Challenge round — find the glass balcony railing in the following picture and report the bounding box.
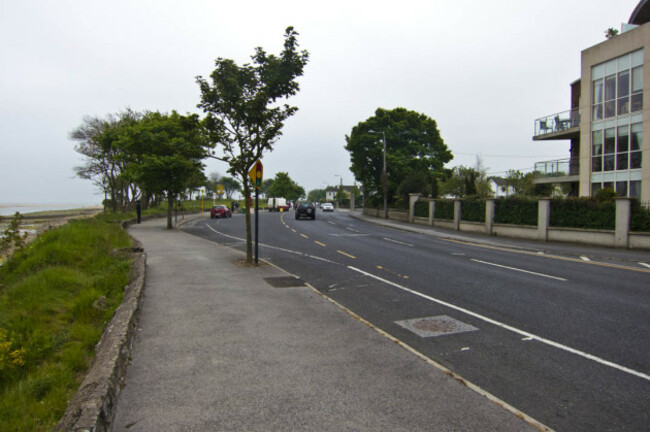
[534,109,580,137]
[534,158,579,178]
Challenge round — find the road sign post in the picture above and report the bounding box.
[248,161,263,264]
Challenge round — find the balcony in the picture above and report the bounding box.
[533,109,580,140]
[534,158,580,184]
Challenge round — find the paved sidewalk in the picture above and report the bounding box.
[112,217,544,431]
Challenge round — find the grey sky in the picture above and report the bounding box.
[0,0,640,204]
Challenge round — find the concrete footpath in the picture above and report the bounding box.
[111,216,545,431]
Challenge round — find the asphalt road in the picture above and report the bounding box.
[183,209,650,432]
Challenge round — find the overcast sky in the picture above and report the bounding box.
[0,0,641,204]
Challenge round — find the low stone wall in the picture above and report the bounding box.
[363,205,650,250]
[548,227,614,248]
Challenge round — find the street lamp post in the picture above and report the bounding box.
[368,130,388,219]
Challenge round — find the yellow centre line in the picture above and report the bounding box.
[301,234,309,239]
[314,241,326,247]
[337,250,356,259]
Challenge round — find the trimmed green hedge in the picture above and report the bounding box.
[414,201,429,218]
[494,197,538,226]
[434,200,454,220]
[550,198,615,230]
[461,199,485,222]
[630,200,650,232]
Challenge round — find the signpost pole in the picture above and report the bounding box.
[255,189,259,265]
[248,160,263,266]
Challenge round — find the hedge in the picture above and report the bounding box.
[630,200,650,232]
[494,197,538,226]
[414,201,429,218]
[461,199,485,222]
[434,200,454,220]
[550,198,615,230]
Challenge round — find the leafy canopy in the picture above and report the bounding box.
[196,26,309,262]
[266,172,305,201]
[345,107,452,202]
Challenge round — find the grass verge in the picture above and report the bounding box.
[0,213,133,431]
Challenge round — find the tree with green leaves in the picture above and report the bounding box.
[345,107,452,207]
[266,172,304,201]
[196,26,309,263]
[220,176,241,199]
[117,111,211,229]
[440,165,493,198]
[71,109,143,212]
[308,188,326,203]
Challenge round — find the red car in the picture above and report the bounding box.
[210,205,232,219]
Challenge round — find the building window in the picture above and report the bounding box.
[591,122,643,198]
[592,50,643,120]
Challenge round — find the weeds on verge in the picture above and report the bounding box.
[0,214,132,431]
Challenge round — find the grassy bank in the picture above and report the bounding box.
[0,213,133,430]
[0,199,239,430]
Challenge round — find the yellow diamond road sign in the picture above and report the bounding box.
[248,160,263,189]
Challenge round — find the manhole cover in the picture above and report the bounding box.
[395,315,478,338]
[263,276,305,288]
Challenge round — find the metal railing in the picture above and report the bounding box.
[534,109,580,137]
[534,157,579,178]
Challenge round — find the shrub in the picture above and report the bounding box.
[630,200,650,232]
[434,200,454,220]
[550,197,615,229]
[461,199,485,222]
[414,201,429,218]
[494,197,538,225]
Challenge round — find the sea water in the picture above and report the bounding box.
[0,203,99,216]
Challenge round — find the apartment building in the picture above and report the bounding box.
[533,0,649,202]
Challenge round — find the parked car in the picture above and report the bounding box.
[295,202,316,220]
[210,205,232,219]
[321,202,334,212]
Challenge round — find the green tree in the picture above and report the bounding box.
[220,176,241,199]
[307,188,326,202]
[345,107,452,207]
[267,172,305,201]
[196,27,309,263]
[396,171,433,203]
[260,178,274,198]
[117,111,211,229]
[440,166,489,198]
[71,109,143,212]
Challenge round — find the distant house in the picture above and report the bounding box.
[324,185,357,202]
[488,178,515,197]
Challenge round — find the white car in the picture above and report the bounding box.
[321,202,334,212]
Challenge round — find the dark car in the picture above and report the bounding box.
[295,202,316,220]
[210,205,232,219]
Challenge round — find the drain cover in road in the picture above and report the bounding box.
[395,315,478,337]
[263,276,305,288]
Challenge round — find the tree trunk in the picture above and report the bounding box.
[242,177,253,263]
[166,194,174,229]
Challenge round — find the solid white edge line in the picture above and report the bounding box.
[347,265,650,383]
[470,259,568,281]
[299,280,553,432]
[382,237,414,247]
